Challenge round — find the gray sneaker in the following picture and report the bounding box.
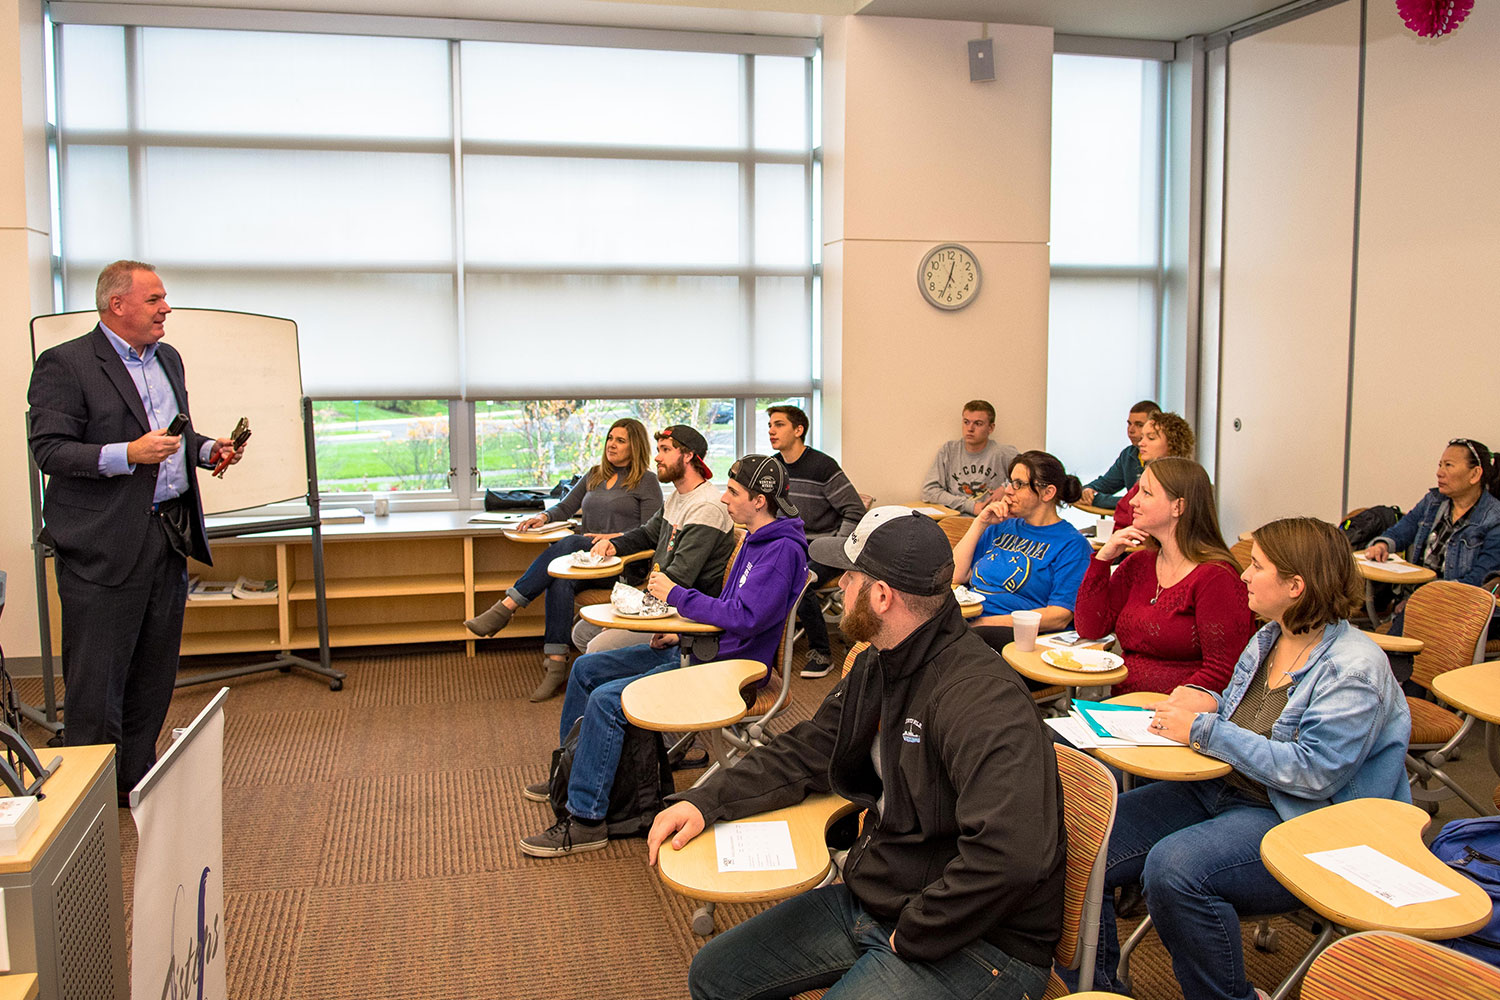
[519,815,609,858]
[522,779,551,803]
[800,650,834,678]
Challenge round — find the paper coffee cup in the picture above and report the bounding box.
[1012,609,1042,652]
[1097,517,1115,541]
[373,494,390,517]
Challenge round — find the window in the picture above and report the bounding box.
[51,18,818,501]
[1046,53,1166,483]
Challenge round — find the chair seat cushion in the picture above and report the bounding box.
[1407,696,1463,746]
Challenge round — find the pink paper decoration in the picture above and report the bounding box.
[1396,0,1476,36]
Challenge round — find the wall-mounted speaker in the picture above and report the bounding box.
[968,38,995,82]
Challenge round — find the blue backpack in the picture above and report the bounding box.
[1430,815,1500,965]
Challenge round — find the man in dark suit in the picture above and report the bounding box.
[27,260,245,800]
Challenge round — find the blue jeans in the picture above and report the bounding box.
[510,534,617,656]
[558,643,678,821]
[1078,778,1299,1000]
[689,883,1048,1000]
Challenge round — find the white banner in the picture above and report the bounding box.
[130,689,228,1000]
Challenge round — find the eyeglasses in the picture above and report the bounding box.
[1450,438,1486,467]
[1008,478,1035,493]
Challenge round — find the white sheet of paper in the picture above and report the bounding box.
[1036,631,1114,650]
[1078,706,1182,746]
[1355,555,1428,575]
[714,820,798,873]
[912,506,951,516]
[1304,844,1460,907]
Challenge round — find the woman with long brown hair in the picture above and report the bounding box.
[464,417,661,701]
[1076,456,1254,696]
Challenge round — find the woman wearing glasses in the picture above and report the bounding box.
[1363,437,1500,597]
[951,450,1092,652]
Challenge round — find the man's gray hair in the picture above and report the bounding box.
[95,260,156,313]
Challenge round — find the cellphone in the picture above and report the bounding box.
[166,414,189,435]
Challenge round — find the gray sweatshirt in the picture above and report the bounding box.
[920,439,1018,514]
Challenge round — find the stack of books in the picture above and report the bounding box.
[188,576,279,602]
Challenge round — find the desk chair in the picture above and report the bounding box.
[938,514,974,548]
[1230,537,1254,572]
[721,568,819,756]
[1300,929,1500,1000]
[1402,580,1497,815]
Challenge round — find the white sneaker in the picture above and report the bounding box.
[800,650,833,678]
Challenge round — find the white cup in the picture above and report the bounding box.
[1097,517,1115,542]
[1012,609,1042,652]
[372,494,390,517]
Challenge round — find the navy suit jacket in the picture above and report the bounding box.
[28,324,213,586]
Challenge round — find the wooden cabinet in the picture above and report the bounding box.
[45,511,554,657]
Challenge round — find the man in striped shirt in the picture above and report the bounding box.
[768,404,867,677]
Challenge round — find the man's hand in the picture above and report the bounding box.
[1080,487,1097,506]
[649,632,680,649]
[591,537,617,559]
[126,427,182,465]
[209,436,247,468]
[647,801,706,866]
[1363,541,1390,562]
[646,570,675,602]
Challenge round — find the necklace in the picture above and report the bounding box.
[1149,582,1164,605]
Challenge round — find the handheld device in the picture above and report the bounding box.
[166,413,189,435]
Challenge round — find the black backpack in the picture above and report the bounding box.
[548,717,673,838]
[1340,505,1401,549]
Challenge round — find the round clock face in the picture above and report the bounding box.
[919,244,981,310]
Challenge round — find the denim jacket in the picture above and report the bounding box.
[1188,619,1411,821]
[1373,488,1500,587]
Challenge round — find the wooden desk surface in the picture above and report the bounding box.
[1003,640,1126,688]
[503,524,576,544]
[913,504,960,519]
[0,744,113,874]
[1074,502,1114,518]
[1355,556,1436,586]
[623,659,766,731]
[1089,692,1232,781]
[657,793,860,903]
[1260,798,1491,938]
[579,603,722,635]
[0,974,39,1000]
[547,553,623,580]
[1432,662,1500,724]
[1361,630,1424,655]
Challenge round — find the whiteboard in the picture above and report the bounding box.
[30,308,309,515]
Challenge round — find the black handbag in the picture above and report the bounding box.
[482,488,548,511]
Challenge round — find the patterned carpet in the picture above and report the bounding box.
[10,638,1485,999]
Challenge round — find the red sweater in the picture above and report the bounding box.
[1112,484,1138,532]
[1074,549,1255,696]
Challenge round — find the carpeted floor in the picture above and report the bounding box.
[11,637,1492,999]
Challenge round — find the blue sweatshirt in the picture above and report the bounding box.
[668,515,810,668]
[969,517,1092,618]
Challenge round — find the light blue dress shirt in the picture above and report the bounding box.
[96,322,211,502]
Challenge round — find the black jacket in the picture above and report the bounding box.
[673,601,1067,966]
[28,325,213,585]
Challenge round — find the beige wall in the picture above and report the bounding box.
[1,0,51,658]
[1213,1,1361,539]
[822,16,1053,507]
[1346,4,1500,507]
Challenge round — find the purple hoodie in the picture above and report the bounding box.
[667,515,810,668]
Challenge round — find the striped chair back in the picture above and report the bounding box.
[1404,580,1495,691]
[1300,929,1500,1000]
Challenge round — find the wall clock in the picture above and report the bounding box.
[918,243,981,310]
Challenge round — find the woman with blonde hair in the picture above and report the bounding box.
[1077,457,1254,696]
[465,417,662,701]
[1112,410,1195,532]
[1076,517,1411,1000]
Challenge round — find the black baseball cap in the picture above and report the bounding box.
[729,454,799,517]
[808,506,954,596]
[659,424,712,478]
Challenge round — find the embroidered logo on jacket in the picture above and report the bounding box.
[738,559,754,588]
[902,718,923,743]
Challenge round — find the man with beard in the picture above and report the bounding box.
[570,424,737,654]
[647,506,1067,1000]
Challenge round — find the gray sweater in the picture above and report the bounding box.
[547,464,664,534]
[920,439,1018,514]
